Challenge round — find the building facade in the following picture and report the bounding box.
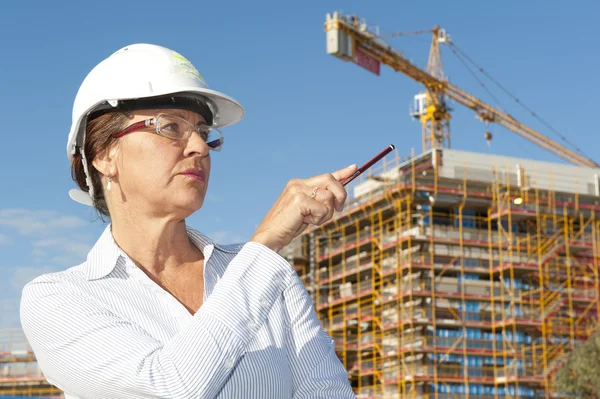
[284,148,600,399]
[0,328,61,396]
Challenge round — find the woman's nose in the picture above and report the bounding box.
[183,130,210,158]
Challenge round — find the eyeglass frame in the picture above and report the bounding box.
[111,113,224,151]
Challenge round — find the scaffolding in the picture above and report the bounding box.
[0,328,62,397]
[287,148,600,399]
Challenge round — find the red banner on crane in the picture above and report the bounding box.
[354,48,380,76]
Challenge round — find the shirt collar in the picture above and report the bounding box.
[84,223,240,281]
[84,224,121,281]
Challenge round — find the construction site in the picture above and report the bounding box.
[282,11,600,399]
[1,9,598,399]
[0,329,60,397]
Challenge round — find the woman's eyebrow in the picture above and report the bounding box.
[170,110,188,119]
[170,110,207,126]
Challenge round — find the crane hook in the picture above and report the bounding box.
[485,131,493,147]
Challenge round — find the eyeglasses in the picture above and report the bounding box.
[112,113,224,151]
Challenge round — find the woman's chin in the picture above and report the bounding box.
[171,192,205,213]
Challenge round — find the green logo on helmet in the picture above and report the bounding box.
[173,52,206,85]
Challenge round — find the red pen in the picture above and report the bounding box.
[340,144,395,186]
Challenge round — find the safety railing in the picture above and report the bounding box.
[318,228,374,261]
[0,328,34,362]
[319,255,374,283]
[317,279,375,309]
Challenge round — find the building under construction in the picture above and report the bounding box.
[285,147,600,398]
[282,12,600,398]
[0,328,61,396]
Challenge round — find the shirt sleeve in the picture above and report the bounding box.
[282,272,356,398]
[20,242,295,399]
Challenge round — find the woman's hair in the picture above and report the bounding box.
[70,112,129,218]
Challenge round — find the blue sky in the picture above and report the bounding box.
[1,0,598,328]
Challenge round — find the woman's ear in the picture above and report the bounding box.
[92,144,120,178]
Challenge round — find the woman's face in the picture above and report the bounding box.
[112,108,211,218]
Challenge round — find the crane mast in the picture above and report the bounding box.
[418,26,451,152]
[324,11,599,168]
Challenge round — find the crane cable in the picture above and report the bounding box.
[380,29,433,38]
[446,45,508,115]
[447,42,593,162]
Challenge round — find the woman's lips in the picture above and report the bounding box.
[181,169,205,182]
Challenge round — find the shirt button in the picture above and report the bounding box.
[225,357,234,369]
[248,321,256,330]
[260,298,269,308]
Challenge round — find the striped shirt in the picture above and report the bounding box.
[20,224,355,398]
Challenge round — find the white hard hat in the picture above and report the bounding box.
[66,43,244,207]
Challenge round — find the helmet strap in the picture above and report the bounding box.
[79,115,95,203]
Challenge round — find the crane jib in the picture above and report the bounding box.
[324,11,599,169]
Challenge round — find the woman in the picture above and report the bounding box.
[20,43,357,398]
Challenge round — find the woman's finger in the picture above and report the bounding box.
[330,164,358,182]
[304,178,344,212]
[305,166,356,211]
[301,197,330,226]
[310,188,336,224]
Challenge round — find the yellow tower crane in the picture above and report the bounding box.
[324,11,599,168]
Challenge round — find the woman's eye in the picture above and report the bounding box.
[197,128,210,141]
[162,123,180,132]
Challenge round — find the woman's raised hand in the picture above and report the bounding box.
[250,164,358,253]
